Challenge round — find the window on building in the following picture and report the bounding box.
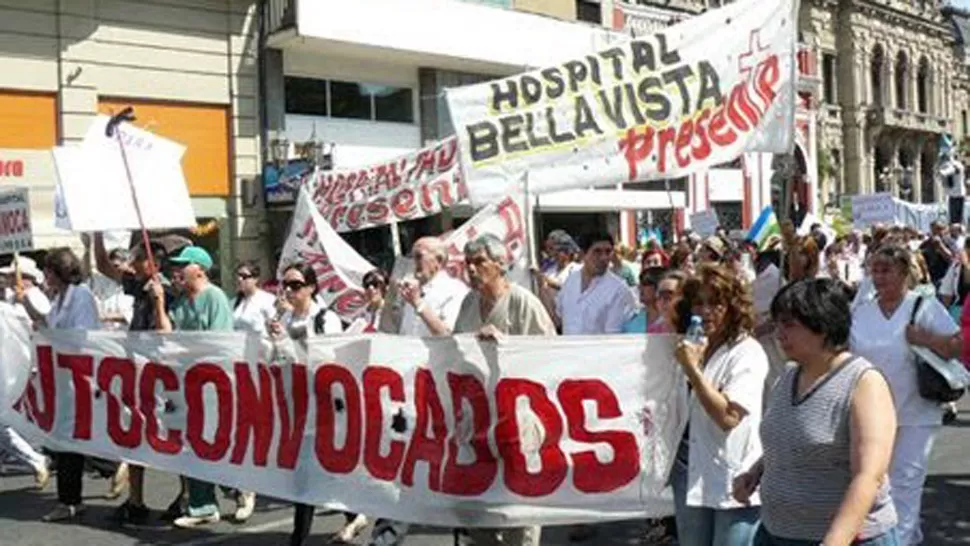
[822,53,837,105]
[372,85,414,123]
[916,57,930,114]
[576,0,600,24]
[330,81,372,120]
[285,77,415,124]
[712,202,743,231]
[871,44,884,106]
[895,52,908,110]
[284,77,328,116]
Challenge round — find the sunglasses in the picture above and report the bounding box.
[237,272,254,279]
[364,281,384,290]
[282,279,308,291]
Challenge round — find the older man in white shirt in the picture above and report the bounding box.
[396,236,469,336]
[554,232,636,335]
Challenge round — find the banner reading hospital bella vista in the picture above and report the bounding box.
[0,309,687,526]
[445,0,797,206]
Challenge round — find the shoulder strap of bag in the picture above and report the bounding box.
[909,295,924,326]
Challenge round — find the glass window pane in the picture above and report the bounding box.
[330,81,372,120]
[374,87,414,123]
[284,77,327,116]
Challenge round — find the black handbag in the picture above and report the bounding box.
[909,297,967,403]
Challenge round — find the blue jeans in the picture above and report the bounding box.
[753,524,899,546]
[670,439,759,546]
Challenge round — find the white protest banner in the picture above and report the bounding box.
[443,194,530,287]
[0,187,33,254]
[445,0,797,206]
[279,186,374,320]
[52,115,196,231]
[4,325,685,525]
[0,306,32,425]
[689,209,719,237]
[851,193,895,229]
[892,199,944,233]
[312,137,467,232]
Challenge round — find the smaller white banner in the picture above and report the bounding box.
[851,193,896,229]
[689,209,719,237]
[0,187,33,254]
[278,186,375,320]
[52,115,196,232]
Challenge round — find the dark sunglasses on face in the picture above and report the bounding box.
[364,281,383,290]
[237,272,254,279]
[282,279,308,291]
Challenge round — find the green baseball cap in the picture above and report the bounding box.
[169,246,214,271]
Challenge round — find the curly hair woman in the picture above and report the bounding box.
[670,263,770,546]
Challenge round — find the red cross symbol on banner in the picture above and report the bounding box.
[737,28,768,79]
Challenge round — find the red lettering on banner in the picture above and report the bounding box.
[185,363,234,462]
[401,369,447,492]
[391,188,417,219]
[441,373,498,496]
[362,367,407,481]
[495,378,568,498]
[345,203,366,231]
[26,346,56,432]
[558,380,640,493]
[617,54,781,181]
[59,353,94,440]
[409,149,436,182]
[314,364,362,474]
[139,362,182,455]
[365,197,390,226]
[97,357,142,449]
[436,138,458,172]
[272,364,309,469]
[232,363,274,467]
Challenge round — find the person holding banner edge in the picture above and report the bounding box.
[23,248,103,522]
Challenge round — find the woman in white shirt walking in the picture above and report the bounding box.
[21,248,102,522]
[232,261,276,336]
[671,263,769,546]
[849,244,961,546]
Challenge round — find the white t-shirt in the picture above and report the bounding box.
[47,284,101,330]
[850,292,959,426]
[232,289,276,335]
[556,269,636,335]
[398,272,469,337]
[686,335,768,509]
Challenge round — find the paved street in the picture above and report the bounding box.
[2,405,969,546]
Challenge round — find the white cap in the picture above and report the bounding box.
[0,256,45,285]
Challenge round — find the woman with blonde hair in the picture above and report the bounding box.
[787,235,820,282]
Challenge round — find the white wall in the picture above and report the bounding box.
[294,0,621,71]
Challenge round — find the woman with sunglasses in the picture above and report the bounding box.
[271,264,365,545]
[348,269,389,334]
[232,260,276,337]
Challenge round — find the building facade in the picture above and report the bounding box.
[0,0,261,288]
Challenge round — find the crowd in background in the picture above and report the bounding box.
[0,215,966,546]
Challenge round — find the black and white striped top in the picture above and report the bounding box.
[760,356,896,541]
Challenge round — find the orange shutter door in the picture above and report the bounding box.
[0,91,57,149]
[98,100,230,197]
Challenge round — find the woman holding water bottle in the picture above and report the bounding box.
[670,263,770,546]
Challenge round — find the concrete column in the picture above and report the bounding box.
[887,56,897,111]
[913,150,923,203]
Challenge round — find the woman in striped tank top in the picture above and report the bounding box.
[733,278,899,546]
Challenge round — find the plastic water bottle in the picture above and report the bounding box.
[686,315,706,345]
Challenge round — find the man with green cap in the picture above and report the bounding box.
[165,245,239,528]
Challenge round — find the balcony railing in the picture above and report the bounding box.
[867,106,951,134]
[264,0,296,36]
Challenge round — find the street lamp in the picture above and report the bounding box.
[269,138,289,166]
